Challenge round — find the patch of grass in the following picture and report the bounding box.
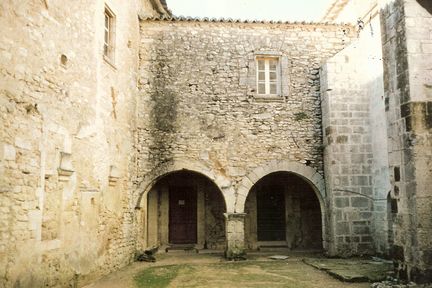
[134,261,305,288]
[179,261,294,287]
[134,265,188,288]
[133,260,372,288]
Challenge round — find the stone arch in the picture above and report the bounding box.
[236,159,327,250]
[135,159,236,213]
[236,160,326,213]
[417,0,432,14]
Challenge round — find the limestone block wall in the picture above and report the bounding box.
[403,2,432,280]
[368,21,393,255]
[0,1,162,287]
[224,213,246,259]
[320,12,390,256]
[136,18,354,251]
[380,0,432,282]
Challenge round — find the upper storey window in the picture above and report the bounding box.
[256,57,280,96]
[104,5,116,63]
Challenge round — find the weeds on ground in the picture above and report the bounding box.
[134,265,190,288]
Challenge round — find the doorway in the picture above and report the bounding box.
[169,186,197,244]
[146,170,226,249]
[257,185,286,241]
[244,172,323,250]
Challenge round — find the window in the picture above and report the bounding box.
[256,57,279,95]
[104,5,115,62]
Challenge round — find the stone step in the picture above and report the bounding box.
[258,246,290,252]
[165,245,199,253]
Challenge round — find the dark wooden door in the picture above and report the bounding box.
[257,185,286,241]
[169,186,197,244]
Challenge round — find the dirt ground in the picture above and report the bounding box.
[83,252,373,288]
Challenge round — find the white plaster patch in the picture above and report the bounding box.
[14,137,31,150]
[1,143,16,160]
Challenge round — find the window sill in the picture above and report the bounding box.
[103,55,117,70]
[253,95,285,102]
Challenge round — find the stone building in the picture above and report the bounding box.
[135,16,353,257]
[321,0,432,282]
[0,0,431,287]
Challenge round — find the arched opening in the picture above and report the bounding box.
[417,0,432,14]
[244,172,323,250]
[146,170,226,250]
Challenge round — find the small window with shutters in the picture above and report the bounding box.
[104,5,116,63]
[256,57,280,96]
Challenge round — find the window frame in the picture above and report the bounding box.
[256,56,281,96]
[103,5,116,64]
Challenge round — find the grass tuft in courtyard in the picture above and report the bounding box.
[134,260,370,288]
[135,264,188,288]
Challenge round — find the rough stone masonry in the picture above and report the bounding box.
[0,0,431,287]
[134,17,355,257]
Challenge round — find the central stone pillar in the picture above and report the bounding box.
[224,213,246,259]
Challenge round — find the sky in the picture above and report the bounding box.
[166,0,333,22]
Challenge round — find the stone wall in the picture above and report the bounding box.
[380,0,432,282]
[0,1,163,286]
[136,18,354,252]
[320,9,390,256]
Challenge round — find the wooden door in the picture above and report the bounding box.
[169,186,197,244]
[257,185,286,241]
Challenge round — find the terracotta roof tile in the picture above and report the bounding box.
[141,15,351,27]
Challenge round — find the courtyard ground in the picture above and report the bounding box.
[84,251,394,288]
